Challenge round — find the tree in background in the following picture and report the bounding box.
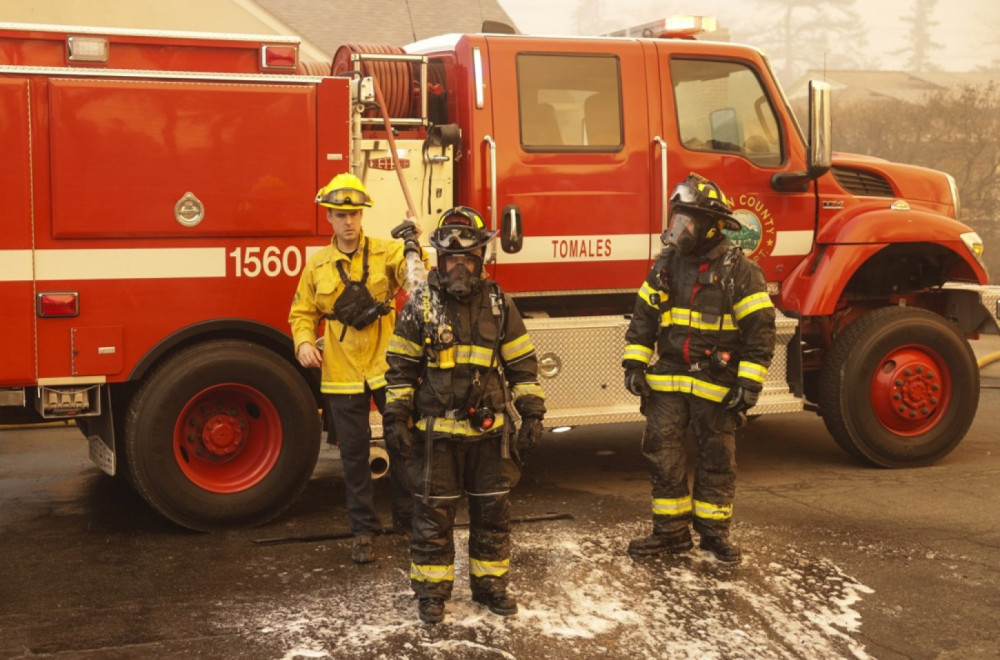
[834,83,1000,274]
[743,0,871,86]
[892,0,943,71]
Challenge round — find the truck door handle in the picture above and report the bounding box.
[653,136,668,235]
[483,135,497,264]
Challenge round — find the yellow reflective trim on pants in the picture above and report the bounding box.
[652,496,693,516]
[470,557,509,578]
[410,563,455,583]
[694,499,732,520]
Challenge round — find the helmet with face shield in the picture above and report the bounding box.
[430,206,498,298]
[661,173,740,255]
[315,172,373,210]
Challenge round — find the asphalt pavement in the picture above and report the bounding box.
[2,340,1000,659]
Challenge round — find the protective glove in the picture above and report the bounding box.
[382,406,415,459]
[724,385,759,414]
[516,417,544,458]
[624,368,651,398]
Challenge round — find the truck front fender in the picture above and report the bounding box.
[779,209,987,316]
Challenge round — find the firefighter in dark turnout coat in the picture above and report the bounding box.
[383,206,546,624]
[623,173,776,563]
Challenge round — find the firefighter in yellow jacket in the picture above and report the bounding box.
[289,172,424,564]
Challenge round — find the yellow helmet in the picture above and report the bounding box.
[315,173,373,210]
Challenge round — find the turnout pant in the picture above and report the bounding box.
[406,433,520,600]
[325,387,413,536]
[641,392,738,538]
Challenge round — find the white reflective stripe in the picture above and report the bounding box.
[0,250,32,282]
[32,248,226,280]
[493,230,814,264]
[771,230,814,256]
[495,234,649,264]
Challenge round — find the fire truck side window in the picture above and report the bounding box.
[670,59,783,168]
[516,54,622,152]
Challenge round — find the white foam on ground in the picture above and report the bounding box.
[228,521,873,659]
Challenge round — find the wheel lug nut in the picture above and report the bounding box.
[930,397,938,404]
[921,407,930,414]
[916,366,923,373]
[893,393,901,400]
[895,379,904,387]
[904,368,912,376]
[909,411,917,418]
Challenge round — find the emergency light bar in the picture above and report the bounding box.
[605,15,718,39]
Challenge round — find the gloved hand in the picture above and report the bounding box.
[624,368,651,398]
[383,420,414,459]
[382,406,414,459]
[516,417,544,458]
[724,385,759,414]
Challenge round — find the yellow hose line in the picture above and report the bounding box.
[977,351,1000,369]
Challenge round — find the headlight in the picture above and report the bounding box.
[946,173,961,220]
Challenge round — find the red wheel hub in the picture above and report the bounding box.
[174,383,282,493]
[871,346,950,437]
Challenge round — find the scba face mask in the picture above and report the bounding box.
[663,210,702,255]
[441,254,483,299]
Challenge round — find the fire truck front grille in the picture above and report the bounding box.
[832,167,895,197]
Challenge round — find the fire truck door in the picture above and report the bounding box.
[0,77,37,386]
[657,51,816,282]
[483,37,654,293]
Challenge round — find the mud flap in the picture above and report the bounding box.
[85,386,116,476]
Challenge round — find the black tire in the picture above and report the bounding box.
[124,340,320,530]
[818,306,978,467]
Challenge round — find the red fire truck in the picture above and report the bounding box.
[2,19,997,530]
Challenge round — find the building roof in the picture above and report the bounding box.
[0,0,516,62]
[787,69,1000,104]
[254,0,516,60]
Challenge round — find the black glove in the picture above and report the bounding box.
[516,417,544,458]
[382,405,414,459]
[383,421,414,459]
[624,367,651,398]
[724,385,759,414]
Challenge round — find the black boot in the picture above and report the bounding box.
[627,528,693,556]
[350,535,375,564]
[473,591,518,616]
[418,597,446,624]
[699,534,742,563]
